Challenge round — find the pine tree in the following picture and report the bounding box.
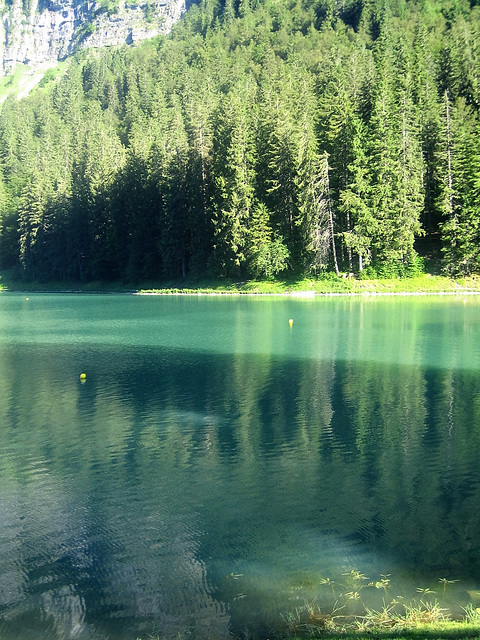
[339,115,374,272]
[440,95,480,273]
[319,42,372,272]
[183,76,217,276]
[367,31,424,272]
[18,168,50,280]
[391,37,425,266]
[211,82,257,277]
[161,96,191,279]
[412,21,443,237]
[295,83,335,273]
[246,202,289,278]
[259,71,301,269]
[367,51,399,266]
[69,103,126,281]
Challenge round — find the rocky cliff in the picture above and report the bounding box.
[0,0,185,74]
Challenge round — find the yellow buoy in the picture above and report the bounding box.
[289,318,293,326]
[80,373,87,380]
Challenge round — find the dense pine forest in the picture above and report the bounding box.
[1,0,480,283]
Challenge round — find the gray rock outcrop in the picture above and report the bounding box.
[0,0,185,74]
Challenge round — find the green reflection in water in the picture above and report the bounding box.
[0,293,478,639]
[1,293,479,367]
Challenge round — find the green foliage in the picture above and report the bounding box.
[1,0,480,281]
[247,202,290,277]
[463,603,480,624]
[96,0,121,12]
[74,21,96,46]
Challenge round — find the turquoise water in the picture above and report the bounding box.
[0,293,479,639]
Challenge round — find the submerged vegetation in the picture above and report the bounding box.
[273,570,480,638]
[2,0,480,284]
[224,570,480,640]
[137,569,480,639]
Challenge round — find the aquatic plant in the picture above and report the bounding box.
[462,603,480,624]
[319,576,337,598]
[403,599,449,625]
[277,570,480,638]
[439,577,460,593]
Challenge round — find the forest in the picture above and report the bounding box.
[1,0,480,283]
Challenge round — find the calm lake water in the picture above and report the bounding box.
[0,292,480,639]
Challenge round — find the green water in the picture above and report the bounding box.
[0,293,479,639]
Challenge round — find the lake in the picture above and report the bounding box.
[0,292,479,639]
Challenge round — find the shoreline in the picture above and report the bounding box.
[2,286,480,297]
[3,287,480,296]
[2,273,480,297]
[134,288,480,296]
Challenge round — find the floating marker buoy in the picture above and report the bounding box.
[80,373,87,380]
[289,318,294,326]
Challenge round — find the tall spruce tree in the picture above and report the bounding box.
[211,81,257,277]
[339,114,374,272]
[367,28,424,271]
[440,96,480,273]
[295,78,334,273]
[161,96,191,279]
[183,75,216,276]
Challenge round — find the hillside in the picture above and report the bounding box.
[0,0,480,284]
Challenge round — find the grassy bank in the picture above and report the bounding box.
[274,604,480,640]
[139,619,480,640]
[2,272,480,295]
[285,621,480,640]
[137,274,480,295]
[306,625,480,640]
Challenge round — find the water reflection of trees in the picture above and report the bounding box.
[0,323,479,636]
[99,344,480,582]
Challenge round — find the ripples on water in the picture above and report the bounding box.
[0,294,479,639]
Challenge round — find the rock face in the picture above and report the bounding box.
[0,0,185,74]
